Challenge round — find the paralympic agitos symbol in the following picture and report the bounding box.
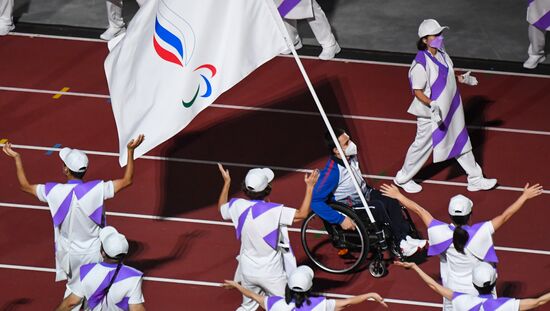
[152,2,216,108]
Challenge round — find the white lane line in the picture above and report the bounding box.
[8,31,550,79]
[2,143,549,195]
[0,263,442,308]
[1,86,549,136]
[2,202,550,256]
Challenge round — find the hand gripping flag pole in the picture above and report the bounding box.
[264,0,375,224]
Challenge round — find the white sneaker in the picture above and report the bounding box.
[394,178,422,193]
[400,239,419,257]
[281,40,303,55]
[467,177,497,192]
[318,42,341,60]
[406,236,427,249]
[100,26,126,41]
[0,24,15,36]
[523,55,546,69]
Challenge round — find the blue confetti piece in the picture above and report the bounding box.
[46,143,62,156]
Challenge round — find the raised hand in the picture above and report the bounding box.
[380,184,401,199]
[218,163,231,184]
[305,169,320,188]
[368,293,388,308]
[222,280,238,289]
[521,183,543,200]
[393,261,415,269]
[127,134,145,150]
[2,142,20,158]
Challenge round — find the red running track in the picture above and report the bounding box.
[0,34,549,310]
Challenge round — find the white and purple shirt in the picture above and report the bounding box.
[36,180,114,281]
[527,0,550,31]
[408,49,472,163]
[265,296,336,311]
[276,0,313,19]
[221,199,297,277]
[73,262,144,311]
[452,292,519,311]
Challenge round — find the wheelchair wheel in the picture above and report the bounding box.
[301,203,369,274]
[368,260,387,278]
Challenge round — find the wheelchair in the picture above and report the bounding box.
[300,201,420,277]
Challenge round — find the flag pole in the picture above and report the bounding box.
[265,0,375,224]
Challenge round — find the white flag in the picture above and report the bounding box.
[105,0,289,165]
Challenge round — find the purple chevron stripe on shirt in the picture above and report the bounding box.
[228,198,240,209]
[424,51,449,101]
[528,0,535,5]
[446,126,469,160]
[533,10,550,30]
[89,205,104,226]
[432,91,461,147]
[87,264,142,309]
[428,238,453,256]
[414,51,427,69]
[483,297,514,310]
[235,207,251,240]
[483,246,498,263]
[45,183,58,196]
[80,263,95,281]
[263,228,279,250]
[464,222,484,244]
[116,297,130,310]
[52,191,74,226]
[73,180,102,199]
[251,201,281,219]
[298,296,325,310]
[267,296,283,310]
[278,0,301,17]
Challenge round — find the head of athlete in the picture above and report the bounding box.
[325,128,357,160]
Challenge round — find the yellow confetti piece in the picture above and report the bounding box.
[0,139,7,144]
[52,87,70,99]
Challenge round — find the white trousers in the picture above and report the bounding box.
[395,117,483,184]
[283,0,336,48]
[528,24,546,56]
[234,265,287,311]
[0,0,13,29]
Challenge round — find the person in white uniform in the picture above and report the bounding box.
[101,0,146,41]
[393,19,497,194]
[223,265,387,310]
[217,164,319,311]
[0,0,14,35]
[2,135,144,309]
[56,226,146,311]
[524,0,550,69]
[381,182,543,310]
[279,0,340,60]
[395,261,550,311]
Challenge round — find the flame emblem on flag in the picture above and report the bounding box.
[153,0,216,108]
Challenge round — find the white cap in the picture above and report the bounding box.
[244,168,274,192]
[59,147,88,173]
[472,262,497,287]
[288,265,314,292]
[418,19,449,38]
[100,226,129,258]
[448,194,473,216]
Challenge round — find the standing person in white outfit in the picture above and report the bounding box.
[381,182,543,311]
[101,0,146,41]
[277,0,340,60]
[393,19,497,194]
[2,135,144,310]
[524,0,550,69]
[0,0,14,35]
[223,265,387,310]
[56,226,146,311]
[217,164,319,311]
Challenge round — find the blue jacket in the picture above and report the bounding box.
[311,157,345,224]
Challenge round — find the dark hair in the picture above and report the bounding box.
[68,168,86,180]
[101,249,126,297]
[241,181,272,200]
[285,286,316,308]
[417,37,428,50]
[474,282,496,295]
[451,214,471,254]
[324,128,347,154]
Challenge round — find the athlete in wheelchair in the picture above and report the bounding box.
[301,128,426,276]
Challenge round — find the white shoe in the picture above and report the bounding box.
[100,26,126,41]
[281,40,303,55]
[394,178,422,193]
[467,177,497,192]
[319,42,341,60]
[406,236,427,249]
[523,55,546,69]
[400,239,419,257]
[0,24,15,36]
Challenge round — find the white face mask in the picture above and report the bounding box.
[344,141,357,156]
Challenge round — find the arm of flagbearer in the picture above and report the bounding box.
[2,142,38,197]
[222,280,266,310]
[217,163,231,211]
[380,184,434,227]
[334,292,388,310]
[293,169,320,222]
[394,261,454,300]
[491,183,543,231]
[113,134,145,194]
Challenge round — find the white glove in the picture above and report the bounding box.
[460,71,478,86]
[430,102,442,125]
